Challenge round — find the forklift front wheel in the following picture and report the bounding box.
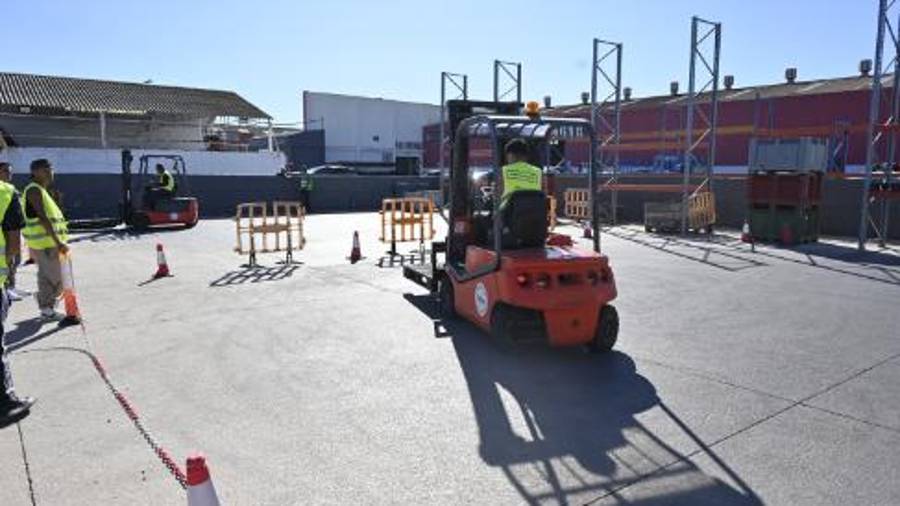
[589,304,619,354]
[439,278,456,319]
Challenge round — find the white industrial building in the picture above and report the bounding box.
[302,91,440,174]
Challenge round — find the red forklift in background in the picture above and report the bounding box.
[404,100,619,351]
[122,150,199,230]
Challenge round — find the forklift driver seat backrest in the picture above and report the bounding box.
[501,190,548,249]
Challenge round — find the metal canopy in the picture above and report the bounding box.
[462,116,591,140]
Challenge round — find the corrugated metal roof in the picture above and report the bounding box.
[0,72,270,119]
[548,73,890,116]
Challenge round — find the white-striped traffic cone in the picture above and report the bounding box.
[740,220,752,243]
[186,454,220,506]
[154,243,171,278]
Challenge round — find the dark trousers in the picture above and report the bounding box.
[300,189,312,213]
[0,290,13,404]
[144,187,173,210]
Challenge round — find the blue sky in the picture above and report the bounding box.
[3,1,876,123]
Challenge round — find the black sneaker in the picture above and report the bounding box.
[0,396,35,425]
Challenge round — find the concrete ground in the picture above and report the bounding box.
[0,213,898,505]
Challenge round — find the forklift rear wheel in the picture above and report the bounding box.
[491,304,514,345]
[439,279,456,319]
[132,213,150,231]
[589,304,619,353]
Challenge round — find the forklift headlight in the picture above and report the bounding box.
[534,273,551,289]
[516,273,531,287]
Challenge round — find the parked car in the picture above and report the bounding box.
[421,168,443,177]
[307,164,357,175]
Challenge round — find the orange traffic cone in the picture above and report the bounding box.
[740,220,752,243]
[186,454,221,506]
[59,254,82,327]
[583,222,593,239]
[154,243,171,278]
[349,231,361,264]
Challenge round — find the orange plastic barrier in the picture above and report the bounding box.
[380,197,435,248]
[235,201,305,266]
[564,188,591,221]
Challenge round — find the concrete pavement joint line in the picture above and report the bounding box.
[631,354,798,405]
[587,351,900,503]
[15,345,188,490]
[634,353,900,434]
[797,351,900,405]
[586,400,802,505]
[16,422,37,506]
[796,403,900,434]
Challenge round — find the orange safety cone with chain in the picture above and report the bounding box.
[59,253,83,328]
[582,221,593,239]
[186,454,221,506]
[740,220,752,243]
[349,231,361,264]
[154,243,171,278]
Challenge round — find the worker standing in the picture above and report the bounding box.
[499,139,542,208]
[0,163,25,301]
[23,159,68,321]
[0,173,34,424]
[299,170,314,213]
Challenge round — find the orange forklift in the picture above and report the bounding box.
[122,150,199,230]
[404,100,619,351]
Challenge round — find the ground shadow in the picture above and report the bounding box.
[209,264,300,287]
[659,229,900,286]
[376,251,430,269]
[605,228,767,272]
[404,293,761,505]
[69,226,187,244]
[3,317,65,352]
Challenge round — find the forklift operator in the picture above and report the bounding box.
[144,163,176,210]
[499,139,542,208]
[473,139,544,247]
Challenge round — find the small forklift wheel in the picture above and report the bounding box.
[589,304,619,353]
[490,304,514,345]
[439,278,456,319]
[132,213,150,231]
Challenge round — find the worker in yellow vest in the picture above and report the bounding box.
[499,139,542,208]
[0,173,35,423]
[0,162,27,301]
[23,159,68,321]
[157,163,176,194]
[145,163,176,210]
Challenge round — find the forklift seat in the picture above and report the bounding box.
[500,190,548,249]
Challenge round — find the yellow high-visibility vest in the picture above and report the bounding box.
[160,170,175,192]
[22,182,68,250]
[0,182,14,285]
[500,161,542,207]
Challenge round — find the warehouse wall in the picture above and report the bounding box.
[8,174,441,221]
[0,146,286,176]
[303,91,439,165]
[4,168,893,240]
[551,175,900,239]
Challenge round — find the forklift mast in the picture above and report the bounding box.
[121,149,133,225]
